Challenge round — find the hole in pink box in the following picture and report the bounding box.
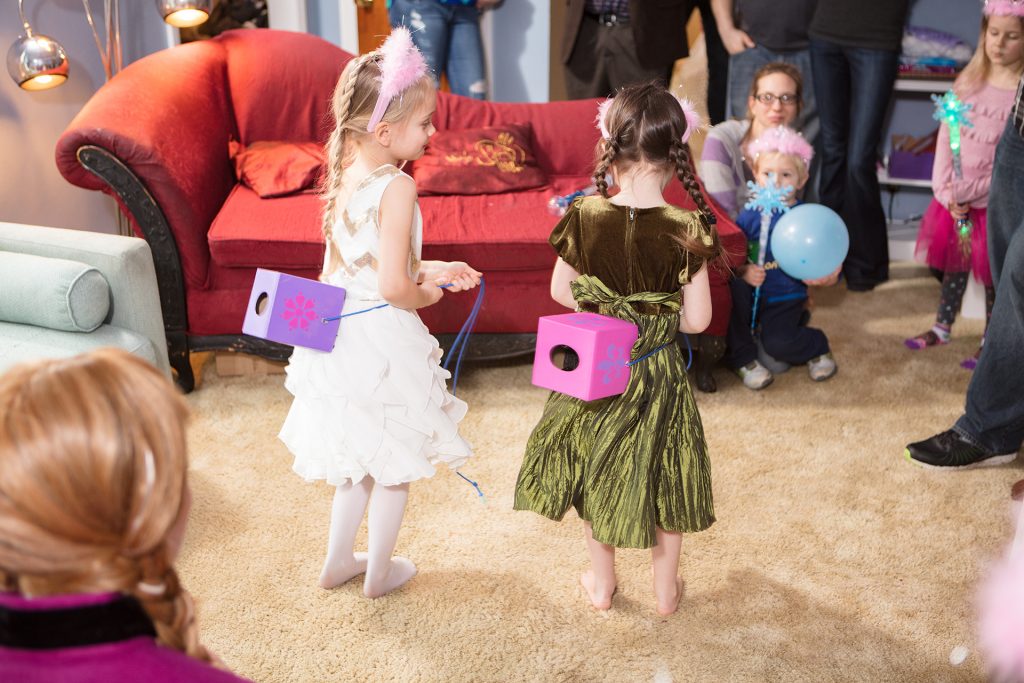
[550,344,580,372]
[255,292,269,315]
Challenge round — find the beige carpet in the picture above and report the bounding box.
[178,262,1021,683]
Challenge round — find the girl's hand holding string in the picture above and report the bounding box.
[434,262,483,292]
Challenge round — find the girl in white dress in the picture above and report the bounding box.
[279,28,482,599]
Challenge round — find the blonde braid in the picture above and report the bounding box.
[320,55,369,279]
[133,550,217,666]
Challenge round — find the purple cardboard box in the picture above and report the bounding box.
[242,269,347,352]
[888,149,936,181]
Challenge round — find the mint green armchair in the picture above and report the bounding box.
[0,222,170,378]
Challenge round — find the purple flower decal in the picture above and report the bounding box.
[282,293,317,331]
[597,343,628,384]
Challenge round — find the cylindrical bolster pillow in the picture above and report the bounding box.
[0,252,111,332]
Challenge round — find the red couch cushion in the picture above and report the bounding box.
[209,185,324,269]
[414,123,548,195]
[229,140,325,198]
[209,176,597,272]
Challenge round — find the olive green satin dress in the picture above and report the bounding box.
[513,196,715,549]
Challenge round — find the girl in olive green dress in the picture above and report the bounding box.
[514,83,723,616]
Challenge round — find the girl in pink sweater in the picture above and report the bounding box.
[906,3,1024,368]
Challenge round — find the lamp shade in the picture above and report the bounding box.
[156,0,212,28]
[6,33,68,91]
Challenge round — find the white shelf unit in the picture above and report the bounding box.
[881,75,956,263]
[893,75,956,93]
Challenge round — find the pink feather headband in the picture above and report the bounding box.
[747,126,814,167]
[366,27,429,133]
[595,95,704,144]
[984,0,1024,16]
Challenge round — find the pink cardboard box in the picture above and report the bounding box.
[531,312,639,401]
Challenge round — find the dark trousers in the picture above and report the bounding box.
[955,120,1024,454]
[726,278,829,369]
[564,15,671,99]
[693,0,729,125]
[809,38,898,288]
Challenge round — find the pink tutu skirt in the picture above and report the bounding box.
[915,199,992,286]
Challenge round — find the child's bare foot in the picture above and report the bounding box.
[363,556,417,598]
[654,577,684,616]
[580,570,616,610]
[319,552,368,589]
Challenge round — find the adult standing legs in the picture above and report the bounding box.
[694,0,729,124]
[842,45,899,289]
[954,123,1024,456]
[389,0,450,89]
[907,119,1024,467]
[809,38,851,221]
[446,5,487,99]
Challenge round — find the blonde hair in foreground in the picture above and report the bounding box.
[0,349,214,664]
[320,53,435,278]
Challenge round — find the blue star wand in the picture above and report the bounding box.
[744,174,792,333]
[932,90,974,259]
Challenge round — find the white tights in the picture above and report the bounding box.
[320,477,417,598]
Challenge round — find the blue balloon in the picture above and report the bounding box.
[770,204,850,281]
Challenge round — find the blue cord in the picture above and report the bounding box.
[442,278,485,395]
[321,283,456,323]
[624,331,693,371]
[318,278,487,503]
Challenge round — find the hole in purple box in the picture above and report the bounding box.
[255,292,269,315]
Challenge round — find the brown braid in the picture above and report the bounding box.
[593,139,618,198]
[668,138,729,270]
[133,549,217,665]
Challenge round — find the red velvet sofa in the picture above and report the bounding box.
[56,29,744,391]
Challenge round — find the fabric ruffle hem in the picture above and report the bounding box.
[279,303,472,487]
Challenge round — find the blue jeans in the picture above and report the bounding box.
[954,120,1024,454]
[726,45,818,145]
[389,0,487,99]
[810,38,898,288]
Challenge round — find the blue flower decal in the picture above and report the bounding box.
[596,343,628,384]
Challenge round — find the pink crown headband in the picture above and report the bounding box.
[595,95,704,144]
[984,0,1024,16]
[747,126,814,167]
[366,27,429,133]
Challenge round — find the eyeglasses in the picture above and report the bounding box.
[754,92,799,106]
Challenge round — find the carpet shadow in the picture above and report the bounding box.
[654,567,978,682]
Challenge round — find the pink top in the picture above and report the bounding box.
[932,81,1017,209]
[0,592,252,683]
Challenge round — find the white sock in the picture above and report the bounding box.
[319,478,373,589]
[363,482,417,598]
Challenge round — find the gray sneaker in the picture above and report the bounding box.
[756,339,791,374]
[737,360,773,390]
[808,352,837,381]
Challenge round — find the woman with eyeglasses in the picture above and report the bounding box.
[693,62,803,393]
[699,62,804,221]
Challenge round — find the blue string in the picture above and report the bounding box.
[318,278,487,503]
[456,471,487,505]
[624,332,693,371]
[321,284,456,323]
[441,278,485,395]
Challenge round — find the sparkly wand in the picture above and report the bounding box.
[932,90,974,259]
[744,173,792,333]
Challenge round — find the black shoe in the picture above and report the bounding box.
[905,429,1017,469]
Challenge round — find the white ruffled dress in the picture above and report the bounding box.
[279,164,472,486]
